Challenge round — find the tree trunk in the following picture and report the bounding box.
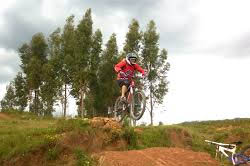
[34,89,37,114]
[29,90,32,111]
[63,84,67,117]
[150,85,153,125]
[79,87,84,118]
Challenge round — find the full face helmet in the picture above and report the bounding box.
[126,52,137,65]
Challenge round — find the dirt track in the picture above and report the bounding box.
[97,147,219,166]
[0,112,11,120]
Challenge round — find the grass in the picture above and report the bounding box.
[0,114,57,160]
[136,126,171,148]
[0,111,91,163]
[1,110,250,166]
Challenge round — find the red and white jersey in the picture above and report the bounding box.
[114,58,145,80]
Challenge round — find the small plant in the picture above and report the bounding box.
[74,148,93,166]
[122,127,138,149]
[47,146,62,160]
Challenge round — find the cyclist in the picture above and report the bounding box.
[114,52,145,102]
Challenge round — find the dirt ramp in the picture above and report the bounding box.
[98,147,219,166]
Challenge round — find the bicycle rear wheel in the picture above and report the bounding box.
[114,96,127,122]
[130,90,146,120]
[238,145,250,165]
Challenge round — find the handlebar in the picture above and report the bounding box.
[205,140,237,147]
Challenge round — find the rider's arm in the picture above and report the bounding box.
[134,64,145,75]
[114,59,126,73]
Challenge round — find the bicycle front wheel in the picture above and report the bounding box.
[114,96,127,122]
[130,90,146,120]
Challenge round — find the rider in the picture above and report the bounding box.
[114,52,145,101]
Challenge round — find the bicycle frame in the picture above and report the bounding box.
[205,140,237,165]
[126,80,135,104]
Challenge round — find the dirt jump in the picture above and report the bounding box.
[90,117,220,166]
[97,147,219,166]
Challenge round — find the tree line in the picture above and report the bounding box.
[0,9,170,124]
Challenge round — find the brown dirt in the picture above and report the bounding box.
[90,117,122,131]
[0,112,11,120]
[168,128,193,148]
[97,147,219,166]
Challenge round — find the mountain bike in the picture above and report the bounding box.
[114,78,146,122]
[205,140,250,165]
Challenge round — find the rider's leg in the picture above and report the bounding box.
[117,79,130,101]
[121,85,127,98]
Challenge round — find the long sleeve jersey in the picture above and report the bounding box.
[114,59,145,80]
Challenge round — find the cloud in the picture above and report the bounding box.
[0,48,20,83]
[0,0,57,49]
[0,0,194,51]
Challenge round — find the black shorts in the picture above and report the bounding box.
[117,79,131,88]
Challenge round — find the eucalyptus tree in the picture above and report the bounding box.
[0,82,16,111]
[84,29,103,117]
[18,32,48,114]
[141,20,170,125]
[72,9,93,117]
[98,33,119,116]
[123,19,142,55]
[13,72,28,111]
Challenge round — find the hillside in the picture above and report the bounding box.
[1,112,250,166]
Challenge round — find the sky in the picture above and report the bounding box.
[1,0,250,124]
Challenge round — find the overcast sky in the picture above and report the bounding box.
[1,0,250,124]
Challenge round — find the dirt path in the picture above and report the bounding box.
[0,112,11,120]
[97,147,219,166]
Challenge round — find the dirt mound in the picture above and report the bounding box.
[90,117,122,131]
[167,128,192,148]
[0,112,11,120]
[97,147,219,166]
[58,117,125,154]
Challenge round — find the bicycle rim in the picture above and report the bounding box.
[114,96,126,122]
[239,146,250,165]
[130,91,146,120]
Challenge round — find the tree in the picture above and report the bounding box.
[97,33,119,116]
[123,19,142,55]
[141,20,170,125]
[85,29,103,117]
[19,43,32,74]
[13,72,28,111]
[72,9,93,117]
[25,33,48,114]
[0,82,16,111]
[47,28,63,115]
[60,15,76,117]
[40,56,62,116]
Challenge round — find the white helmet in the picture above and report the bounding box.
[126,52,137,65]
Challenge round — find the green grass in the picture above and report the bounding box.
[137,126,171,148]
[0,115,57,160]
[1,111,250,166]
[0,112,91,163]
